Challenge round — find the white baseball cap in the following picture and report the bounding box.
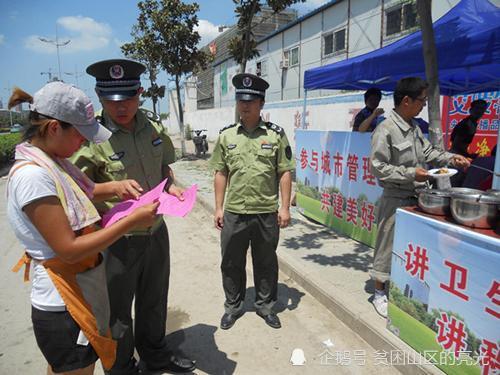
[30,81,111,144]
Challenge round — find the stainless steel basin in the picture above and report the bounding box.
[450,191,500,229]
[417,189,451,216]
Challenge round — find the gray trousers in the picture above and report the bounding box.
[370,195,417,283]
[106,223,171,374]
[221,211,280,316]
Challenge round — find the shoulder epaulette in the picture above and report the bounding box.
[219,123,237,134]
[142,109,161,123]
[266,122,284,136]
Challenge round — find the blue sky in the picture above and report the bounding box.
[0,0,327,112]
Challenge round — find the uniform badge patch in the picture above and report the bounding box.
[109,151,125,161]
[261,143,273,150]
[285,146,292,160]
[152,137,163,146]
[242,77,252,87]
[227,144,237,150]
[109,65,124,79]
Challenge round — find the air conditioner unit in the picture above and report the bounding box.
[279,59,289,69]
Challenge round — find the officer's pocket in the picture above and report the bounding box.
[151,142,163,158]
[226,150,241,170]
[256,148,277,170]
[392,141,413,165]
[105,161,128,179]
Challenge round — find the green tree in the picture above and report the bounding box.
[228,0,305,121]
[229,0,305,73]
[128,0,209,156]
[121,25,165,114]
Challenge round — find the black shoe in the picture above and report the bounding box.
[256,311,281,329]
[220,311,243,330]
[146,355,196,374]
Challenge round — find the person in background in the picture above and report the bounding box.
[7,82,159,375]
[370,77,470,318]
[449,99,488,187]
[462,146,497,190]
[209,73,295,330]
[449,99,488,159]
[71,59,195,374]
[352,88,385,132]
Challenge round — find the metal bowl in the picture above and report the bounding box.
[450,191,500,229]
[417,189,452,216]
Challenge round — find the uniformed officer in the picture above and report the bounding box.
[209,73,295,330]
[71,59,195,374]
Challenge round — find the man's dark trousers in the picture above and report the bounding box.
[221,211,280,316]
[105,223,171,374]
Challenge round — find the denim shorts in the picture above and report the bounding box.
[31,306,98,373]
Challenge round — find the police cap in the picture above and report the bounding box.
[232,73,269,101]
[86,59,146,101]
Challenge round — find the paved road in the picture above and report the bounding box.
[0,174,399,375]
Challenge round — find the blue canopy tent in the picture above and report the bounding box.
[303,0,500,187]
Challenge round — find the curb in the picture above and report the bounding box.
[175,177,442,375]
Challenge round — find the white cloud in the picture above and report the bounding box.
[0,34,5,45]
[195,19,222,48]
[24,16,112,54]
[9,11,19,20]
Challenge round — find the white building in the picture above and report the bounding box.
[168,0,484,147]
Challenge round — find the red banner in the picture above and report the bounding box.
[441,92,499,157]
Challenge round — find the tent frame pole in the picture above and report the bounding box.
[302,90,308,129]
[493,122,500,189]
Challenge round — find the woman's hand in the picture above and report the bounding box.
[129,201,160,228]
[113,179,143,200]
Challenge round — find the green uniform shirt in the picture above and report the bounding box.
[71,108,175,213]
[209,119,295,214]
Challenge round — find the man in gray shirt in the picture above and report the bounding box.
[369,77,470,318]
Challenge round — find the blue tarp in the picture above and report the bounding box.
[303,0,500,96]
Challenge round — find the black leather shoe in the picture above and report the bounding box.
[256,311,281,329]
[146,355,196,374]
[220,311,243,330]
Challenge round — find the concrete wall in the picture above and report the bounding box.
[167,92,422,152]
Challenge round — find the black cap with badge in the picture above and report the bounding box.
[86,59,146,101]
[232,73,269,101]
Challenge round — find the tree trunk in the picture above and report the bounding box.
[233,0,259,123]
[175,74,186,157]
[417,0,444,150]
[152,96,158,114]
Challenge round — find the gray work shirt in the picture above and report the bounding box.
[370,109,454,198]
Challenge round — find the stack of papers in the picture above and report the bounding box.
[101,178,197,227]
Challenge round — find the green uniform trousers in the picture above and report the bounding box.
[221,211,280,316]
[105,223,171,374]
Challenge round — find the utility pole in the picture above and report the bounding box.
[3,84,13,127]
[41,68,54,83]
[39,25,70,81]
[64,67,84,87]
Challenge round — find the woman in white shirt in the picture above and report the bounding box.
[7,82,159,375]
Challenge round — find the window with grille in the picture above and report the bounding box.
[256,60,268,77]
[284,46,300,67]
[386,1,418,37]
[323,28,346,57]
